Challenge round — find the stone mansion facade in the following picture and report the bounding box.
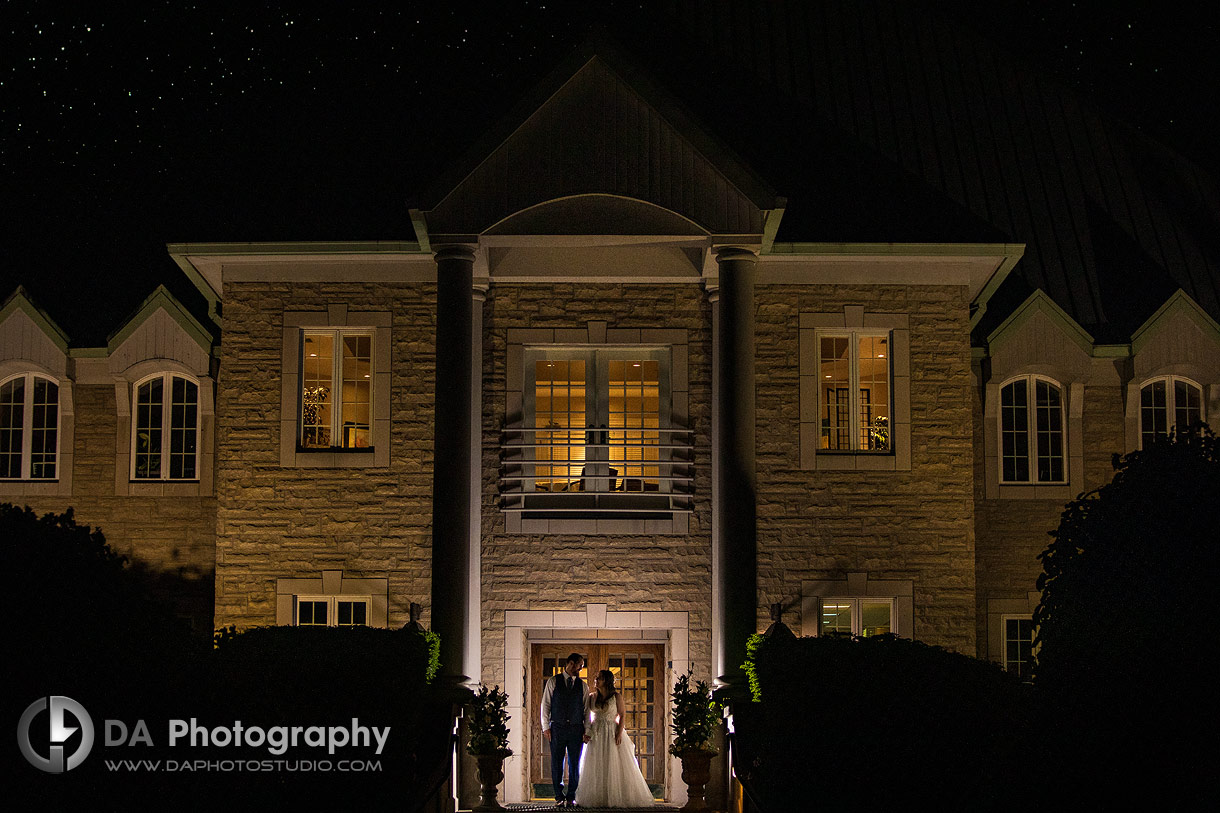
[4,34,1218,804]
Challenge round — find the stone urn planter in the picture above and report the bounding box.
[676,747,716,811]
[670,670,722,812]
[473,750,511,812]
[467,685,513,812]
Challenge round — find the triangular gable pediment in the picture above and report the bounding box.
[425,55,779,238]
[988,289,1095,358]
[107,286,214,375]
[1131,290,1220,355]
[0,287,70,377]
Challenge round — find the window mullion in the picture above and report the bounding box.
[161,374,172,480]
[848,337,860,451]
[1027,379,1038,483]
[332,332,343,447]
[22,375,33,479]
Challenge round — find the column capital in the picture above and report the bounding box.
[713,246,760,264]
[433,243,478,264]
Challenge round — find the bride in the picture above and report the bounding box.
[575,670,656,808]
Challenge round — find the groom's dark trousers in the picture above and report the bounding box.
[549,673,586,802]
[551,723,585,802]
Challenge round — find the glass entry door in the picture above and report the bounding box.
[528,643,666,800]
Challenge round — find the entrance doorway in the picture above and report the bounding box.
[528,642,666,800]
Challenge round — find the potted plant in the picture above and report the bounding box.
[670,670,720,811]
[467,684,513,812]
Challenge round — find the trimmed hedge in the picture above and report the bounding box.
[7,505,455,811]
[735,634,1037,809]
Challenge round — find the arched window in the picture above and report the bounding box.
[1140,376,1204,448]
[999,376,1065,484]
[132,373,199,480]
[0,373,59,480]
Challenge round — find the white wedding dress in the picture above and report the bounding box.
[575,694,655,808]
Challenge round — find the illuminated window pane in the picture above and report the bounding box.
[609,359,660,488]
[819,336,850,450]
[301,333,334,448]
[535,359,587,491]
[821,601,853,636]
[861,601,892,637]
[818,333,891,452]
[301,331,374,450]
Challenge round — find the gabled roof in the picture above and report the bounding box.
[422,48,783,238]
[1131,290,1220,355]
[107,285,215,356]
[987,289,1095,357]
[0,286,70,354]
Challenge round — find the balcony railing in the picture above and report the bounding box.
[499,426,695,518]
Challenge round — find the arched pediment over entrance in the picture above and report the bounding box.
[485,194,708,237]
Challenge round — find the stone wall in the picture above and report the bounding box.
[214,281,436,630]
[755,284,978,655]
[2,383,216,629]
[480,283,714,687]
[972,381,1128,657]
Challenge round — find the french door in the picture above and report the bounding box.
[528,643,665,799]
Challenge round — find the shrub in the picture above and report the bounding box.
[467,684,512,756]
[669,670,720,755]
[735,634,1035,808]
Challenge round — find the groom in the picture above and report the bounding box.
[540,652,586,808]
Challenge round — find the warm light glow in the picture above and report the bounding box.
[878,353,885,358]
[309,353,317,357]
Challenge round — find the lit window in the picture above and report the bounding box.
[300,331,373,450]
[1003,616,1035,677]
[528,349,669,494]
[819,598,893,637]
[295,596,370,627]
[0,373,59,480]
[816,333,891,451]
[999,376,1065,483]
[133,373,199,480]
[1140,376,1204,448]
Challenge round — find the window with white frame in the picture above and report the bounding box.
[999,376,1065,483]
[0,372,59,480]
[1003,616,1035,677]
[1140,376,1204,448]
[132,373,199,480]
[816,332,891,452]
[300,330,373,450]
[525,348,671,493]
[295,595,371,627]
[819,598,894,637]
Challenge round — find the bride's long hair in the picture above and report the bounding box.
[594,669,616,708]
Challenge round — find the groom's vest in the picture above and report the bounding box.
[551,674,585,728]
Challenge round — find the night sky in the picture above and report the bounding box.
[1,1,1215,342]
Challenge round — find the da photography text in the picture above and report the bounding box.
[106,718,391,756]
